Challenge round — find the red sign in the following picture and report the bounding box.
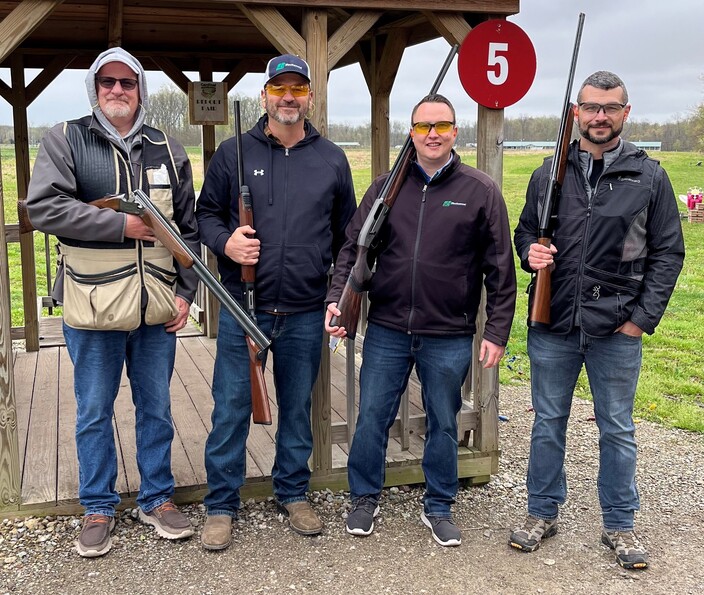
[458,19,536,109]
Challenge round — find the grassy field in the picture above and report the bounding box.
[2,145,703,432]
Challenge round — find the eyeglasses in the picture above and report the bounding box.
[578,102,626,116]
[96,76,138,91]
[411,121,455,135]
[265,84,310,97]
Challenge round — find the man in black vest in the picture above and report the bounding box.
[27,47,199,557]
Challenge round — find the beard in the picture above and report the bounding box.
[102,100,134,120]
[579,120,623,145]
[265,97,308,125]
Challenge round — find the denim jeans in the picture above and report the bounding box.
[526,328,643,531]
[63,321,177,517]
[204,308,324,516]
[347,322,473,518]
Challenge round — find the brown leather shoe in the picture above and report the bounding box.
[201,515,233,551]
[281,501,323,535]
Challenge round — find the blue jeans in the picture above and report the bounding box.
[347,323,473,518]
[526,328,643,531]
[204,308,324,516]
[63,321,177,517]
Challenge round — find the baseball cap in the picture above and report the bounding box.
[264,54,311,86]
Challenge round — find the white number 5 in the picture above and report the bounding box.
[487,42,509,85]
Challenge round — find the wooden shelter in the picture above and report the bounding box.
[0,0,520,515]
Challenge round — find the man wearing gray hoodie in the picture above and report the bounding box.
[27,47,198,557]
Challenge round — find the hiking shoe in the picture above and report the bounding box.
[138,500,194,540]
[421,512,461,547]
[76,514,115,558]
[280,501,323,535]
[601,530,649,570]
[346,497,380,536]
[509,515,558,552]
[201,515,233,551]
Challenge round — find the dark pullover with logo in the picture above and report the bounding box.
[328,152,516,346]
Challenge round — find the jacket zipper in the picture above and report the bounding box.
[273,147,290,313]
[407,183,428,333]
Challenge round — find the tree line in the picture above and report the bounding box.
[2,83,703,151]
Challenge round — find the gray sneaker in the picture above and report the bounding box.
[509,515,558,552]
[421,512,461,547]
[76,514,115,558]
[601,530,649,570]
[139,500,194,540]
[346,497,380,536]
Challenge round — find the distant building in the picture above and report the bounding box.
[334,141,361,147]
[632,141,661,151]
[500,141,662,151]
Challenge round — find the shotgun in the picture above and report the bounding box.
[19,192,271,358]
[235,99,272,425]
[330,43,459,340]
[529,13,585,329]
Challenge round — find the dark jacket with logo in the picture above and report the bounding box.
[327,152,516,345]
[514,139,685,336]
[196,116,356,312]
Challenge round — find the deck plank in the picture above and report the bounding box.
[21,348,59,506]
[13,350,37,474]
[56,347,79,503]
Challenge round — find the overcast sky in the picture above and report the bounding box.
[1,0,702,128]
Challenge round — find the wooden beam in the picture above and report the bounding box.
[10,54,39,353]
[107,0,124,48]
[150,56,191,94]
[328,10,381,70]
[0,78,10,103]
[423,10,472,46]
[0,0,66,64]
[0,154,21,512]
[25,54,76,105]
[221,60,257,92]
[214,1,519,14]
[237,3,306,58]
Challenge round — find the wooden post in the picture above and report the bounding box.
[473,105,504,471]
[11,54,39,352]
[303,8,332,477]
[199,60,219,339]
[0,152,21,512]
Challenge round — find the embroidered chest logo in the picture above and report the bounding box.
[441,200,467,207]
[592,285,601,300]
[253,169,265,176]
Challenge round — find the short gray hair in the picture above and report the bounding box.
[577,71,628,104]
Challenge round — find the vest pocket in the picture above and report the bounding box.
[143,251,178,325]
[63,259,141,331]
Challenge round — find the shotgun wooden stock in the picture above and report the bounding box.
[528,13,585,330]
[236,99,272,425]
[17,199,33,234]
[330,43,459,340]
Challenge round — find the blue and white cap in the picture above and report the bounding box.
[264,54,311,86]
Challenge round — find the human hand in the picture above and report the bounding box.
[527,242,557,272]
[479,339,505,369]
[124,214,157,242]
[325,303,347,338]
[164,296,190,333]
[224,225,260,265]
[615,320,643,338]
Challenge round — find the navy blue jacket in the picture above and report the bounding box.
[196,116,356,312]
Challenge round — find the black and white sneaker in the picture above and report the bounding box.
[421,512,461,547]
[346,497,380,536]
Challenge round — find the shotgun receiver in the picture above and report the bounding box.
[235,100,272,425]
[529,13,585,329]
[330,43,459,339]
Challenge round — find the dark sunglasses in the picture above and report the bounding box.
[96,76,138,91]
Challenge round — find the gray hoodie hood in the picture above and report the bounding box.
[85,47,148,152]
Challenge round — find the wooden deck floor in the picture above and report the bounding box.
[11,318,494,515]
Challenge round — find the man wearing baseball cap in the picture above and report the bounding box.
[27,47,199,557]
[197,54,356,549]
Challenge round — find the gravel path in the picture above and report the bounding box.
[2,386,703,594]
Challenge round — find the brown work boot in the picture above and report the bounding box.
[138,500,194,540]
[280,501,323,535]
[201,515,233,551]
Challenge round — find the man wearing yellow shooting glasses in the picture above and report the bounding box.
[326,94,516,546]
[196,53,356,549]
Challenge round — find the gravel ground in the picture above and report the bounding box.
[2,386,703,595]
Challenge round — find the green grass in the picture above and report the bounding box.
[3,145,703,432]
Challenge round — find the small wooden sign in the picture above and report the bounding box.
[189,81,228,125]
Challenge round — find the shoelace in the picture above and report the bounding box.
[353,497,377,514]
[156,501,177,513]
[85,514,110,525]
[617,532,642,549]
